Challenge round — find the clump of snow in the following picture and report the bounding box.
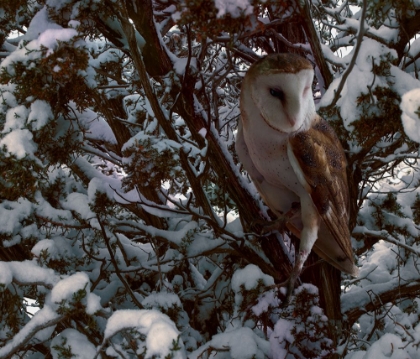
[103,309,186,359]
[198,127,207,138]
[28,100,54,130]
[231,264,274,293]
[189,261,207,290]
[2,105,29,132]
[12,261,60,287]
[269,319,295,359]
[142,292,182,312]
[32,237,74,260]
[0,129,38,159]
[0,262,13,286]
[61,192,96,222]
[319,38,420,133]
[0,103,45,160]
[0,306,60,358]
[0,87,18,108]
[400,88,420,143]
[23,7,63,42]
[190,327,270,359]
[214,0,254,18]
[49,272,89,305]
[46,272,102,315]
[230,265,275,327]
[359,240,398,282]
[344,333,409,359]
[86,292,102,315]
[0,198,33,235]
[1,8,78,76]
[88,177,115,203]
[31,235,85,265]
[173,56,197,76]
[51,328,97,359]
[252,289,279,316]
[68,20,81,29]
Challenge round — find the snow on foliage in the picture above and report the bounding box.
[1,0,420,358]
[102,309,186,359]
[51,328,97,359]
[214,0,254,18]
[401,88,420,143]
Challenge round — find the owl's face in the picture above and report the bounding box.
[248,69,315,134]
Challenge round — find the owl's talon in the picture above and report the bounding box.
[262,217,288,234]
[269,278,297,306]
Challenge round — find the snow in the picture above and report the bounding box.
[103,309,186,359]
[231,264,274,292]
[62,192,96,222]
[6,260,59,287]
[23,7,62,42]
[400,88,420,143]
[68,20,81,29]
[0,87,18,108]
[1,8,78,76]
[0,306,60,358]
[49,272,89,305]
[38,28,78,55]
[344,333,411,359]
[142,292,182,311]
[188,261,207,290]
[190,327,270,359]
[32,237,74,260]
[88,177,115,203]
[198,127,207,138]
[51,329,97,359]
[214,0,254,18]
[0,198,33,235]
[173,56,197,76]
[28,99,54,130]
[0,262,13,286]
[269,318,295,359]
[35,192,74,225]
[252,289,279,316]
[0,129,37,159]
[86,292,102,314]
[2,105,28,132]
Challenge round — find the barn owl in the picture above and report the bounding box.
[236,53,359,300]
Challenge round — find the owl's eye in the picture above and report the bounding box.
[269,88,285,101]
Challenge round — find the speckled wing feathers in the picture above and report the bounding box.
[289,116,354,263]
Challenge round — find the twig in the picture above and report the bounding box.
[329,0,368,107]
[97,216,144,309]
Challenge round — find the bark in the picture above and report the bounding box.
[344,282,420,327]
[394,10,420,59]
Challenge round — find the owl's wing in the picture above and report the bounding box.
[288,115,356,272]
[235,119,266,184]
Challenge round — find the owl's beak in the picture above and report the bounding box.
[287,115,297,127]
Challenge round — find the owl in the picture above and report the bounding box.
[236,53,358,300]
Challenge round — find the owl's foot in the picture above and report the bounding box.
[268,277,297,306]
[249,218,282,234]
[261,216,288,234]
[271,249,308,305]
[252,202,301,236]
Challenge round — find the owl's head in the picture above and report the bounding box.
[242,53,316,134]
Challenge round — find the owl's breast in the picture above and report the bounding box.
[243,124,307,198]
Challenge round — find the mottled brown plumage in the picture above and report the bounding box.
[289,116,355,271]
